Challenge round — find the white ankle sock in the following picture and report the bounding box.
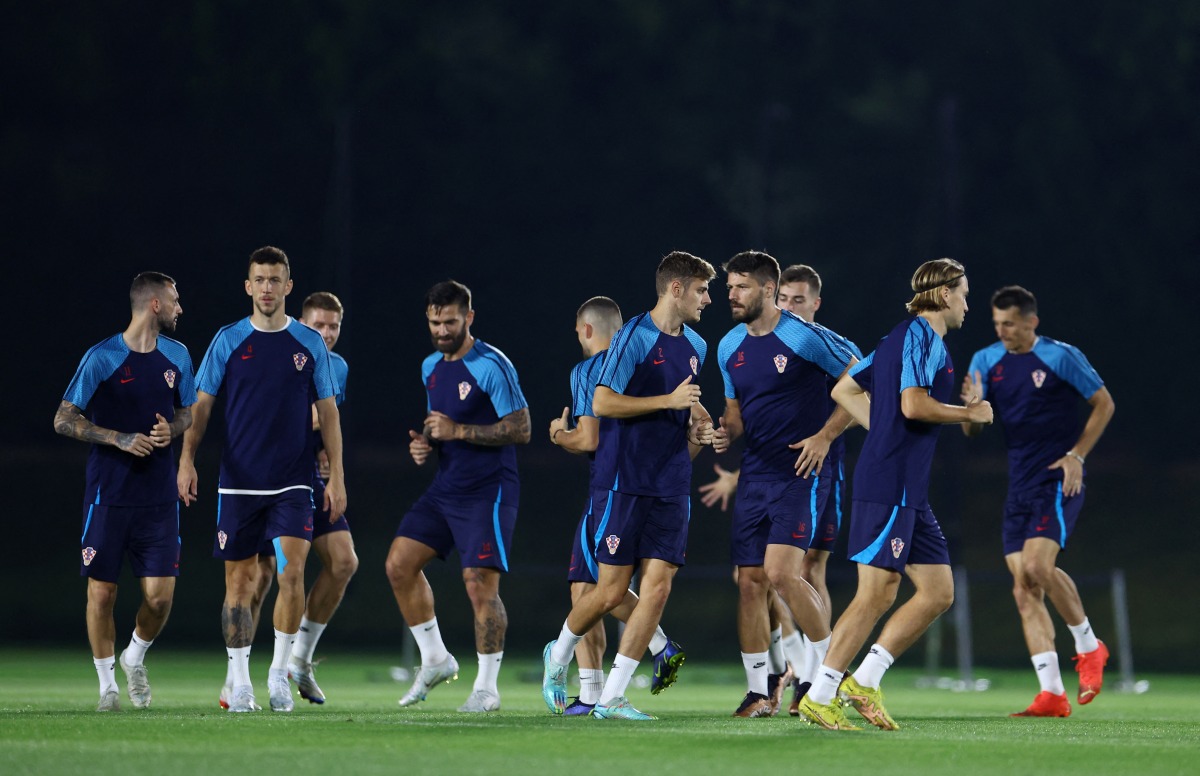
[226,646,251,688]
[741,651,770,696]
[94,656,117,694]
[474,651,503,693]
[271,629,296,672]
[768,627,786,674]
[599,654,639,705]
[292,616,326,664]
[410,617,450,666]
[123,632,152,666]
[808,663,843,705]
[852,643,895,689]
[551,621,583,666]
[1067,618,1100,654]
[781,631,805,677]
[578,668,604,704]
[1032,651,1065,694]
[806,634,831,686]
[647,627,669,656]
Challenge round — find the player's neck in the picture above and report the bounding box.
[443,334,475,361]
[251,310,290,332]
[745,306,781,336]
[122,317,160,354]
[649,303,684,336]
[919,310,948,337]
[1007,335,1038,354]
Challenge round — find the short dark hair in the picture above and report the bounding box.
[249,245,291,277]
[722,251,781,290]
[991,285,1037,317]
[129,271,175,310]
[576,296,623,335]
[302,291,344,317]
[906,258,966,314]
[425,279,472,311]
[780,264,821,295]
[655,251,716,296]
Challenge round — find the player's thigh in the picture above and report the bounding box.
[127,503,182,579]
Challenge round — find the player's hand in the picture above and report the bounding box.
[409,429,432,465]
[149,413,172,448]
[965,398,993,425]
[711,416,731,454]
[549,407,569,445]
[323,476,347,522]
[789,432,832,479]
[177,460,198,505]
[316,448,331,480]
[698,463,738,511]
[116,431,155,457]
[688,417,714,447]
[666,376,702,410]
[424,411,460,441]
[1048,454,1085,497]
[960,370,984,406]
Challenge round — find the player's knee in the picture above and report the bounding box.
[923,584,955,615]
[330,551,359,584]
[1022,560,1055,590]
[144,591,173,618]
[87,583,117,611]
[384,554,414,587]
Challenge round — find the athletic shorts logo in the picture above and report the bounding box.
[1032,369,1046,388]
[690,355,698,375]
[293,353,308,371]
[163,369,177,389]
[890,537,905,559]
[458,381,472,400]
[605,534,621,555]
[773,354,788,374]
[218,530,228,550]
[82,547,97,566]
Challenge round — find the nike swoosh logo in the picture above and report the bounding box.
[1035,526,1049,531]
[733,362,746,368]
[653,359,665,365]
[478,553,493,560]
[791,533,806,539]
[241,354,254,360]
[120,378,136,384]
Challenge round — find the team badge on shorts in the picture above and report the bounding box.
[459,381,472,400]
[890,537,905,559]
[690,356,698,375]
[293,353,308,371]
[1031,369,1046,388]
[82,547,97,566]
[218,530,228,550]
[163,369,177,389]
[605,535,621,555]
[773,354,788,374]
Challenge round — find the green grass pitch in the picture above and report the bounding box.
[1,648,1197,775]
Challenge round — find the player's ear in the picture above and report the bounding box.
[584,322,593,339]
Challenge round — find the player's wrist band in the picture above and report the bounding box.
[1066,451,1085,464]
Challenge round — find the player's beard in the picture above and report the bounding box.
[731,295,764,324]
[157,308,178,333]
[432,328,467,354]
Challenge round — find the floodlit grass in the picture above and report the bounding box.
[1,648,1197,775]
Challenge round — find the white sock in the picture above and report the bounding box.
[227,646,251,688]
[291,616,326,665]
[271,629,296,672]
[806,634,831,686]
[768,627,786,674]
[741,651,770,696]
[1067,618,1100,654]
[473,651,503,694]
[599,654,639,705]
[808,663,843,705]
[1032,651,1065,695]
[123,631,152,667]
[781,631,806,678]
[648,627,669,656]
[410,617,450,666]
[852,643,895,689]
[94,656,118,695]
[551,621,583,666]
[578,668,604,705]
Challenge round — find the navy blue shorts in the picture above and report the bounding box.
[1002,480,1084,555]
[847,500,950,571]
[396,488,516,572]
[567,489,610,584]
[591,491,689,568]
[80,502,180,582]
[312,477,351,539]
[214,489,314,562]
[730,474,830,566]
[810,471,845,554]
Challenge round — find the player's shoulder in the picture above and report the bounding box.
[468,338,518,371]
[329,351,349,369]
[421,351,443,376]
[81,333,128,360]
[1033,335,1087,360]
[681,323,707,356]
[156,334,192,363]
[286,317,327,350]
[717,323,748,358]
[572,351,605,377]
[970,340,1008,367]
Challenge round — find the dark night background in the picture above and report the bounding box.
[3,2,1196,670]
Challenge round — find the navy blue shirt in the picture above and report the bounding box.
[569,350,616,486]
[63,334,197,506]
[968,337,1104,492]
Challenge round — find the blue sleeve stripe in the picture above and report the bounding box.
[901,319,942,391]
[849,350,874,378]
[1036,338,1104,398]
[717,326,745,399]
[63,335,127,409]
[288,322,337,400]
[598,314,652,394]
[196,320,251,396]
[967,342,1006,400]
[467,341,528,418]
[683,326,708,367]
[777,317,855,376]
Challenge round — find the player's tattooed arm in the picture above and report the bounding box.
[54,400,155,456]
[426,407,532,446]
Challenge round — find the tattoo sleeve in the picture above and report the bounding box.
[221,603,254,648]
[169,406,193,438]
[53,400,120,446]
[457,407,531,446]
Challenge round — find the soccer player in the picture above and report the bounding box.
[178,246,347,714]
[387,280,531,713]
[711,252,858,718]
[699,263,862,715]
[961,285,1115,717]
[798,258,993,731]
[55,272,195,712]
[548,296,687,715]
[542,251,716,721]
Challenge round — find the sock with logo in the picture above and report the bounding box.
[648,627,669,657]
[474,651,503,694]
[410,617,450,666]
[768,626,786,674]
[94,655,118,695]
[226,646,252,688]
[550,621,583,666]
[578,668,604,705]
[781,630,806,679]
[741,650,770,696]
[291,616,326,665]
[808,663,844,705]
[1032,651,1065,694]
[123,631,152,667]
[1067,618,1100,654]
[852,643,895,689]
[598,653,639,706]
[807,634,831,686]
[271,629,297,671]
